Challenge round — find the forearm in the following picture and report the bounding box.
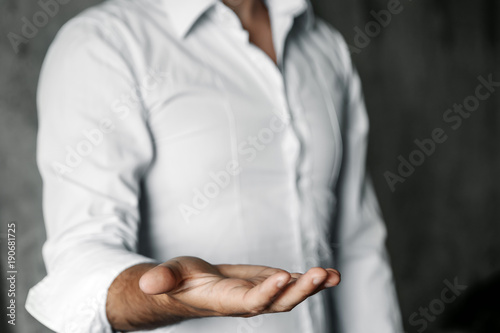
[106,263,204,331]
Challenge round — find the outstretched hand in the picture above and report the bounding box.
[139,256,340,317]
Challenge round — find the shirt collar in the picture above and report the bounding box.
[163,0,314,39]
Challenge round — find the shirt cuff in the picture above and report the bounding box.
[26,251,158,333]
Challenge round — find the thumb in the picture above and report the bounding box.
[139,262,181,295]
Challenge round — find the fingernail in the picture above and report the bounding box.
[312,277,323,285]
[324,282,336,288]
[276,278,286,288]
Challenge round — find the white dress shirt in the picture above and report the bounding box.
[26,0,403,332]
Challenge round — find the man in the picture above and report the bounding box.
[26,0,404,332]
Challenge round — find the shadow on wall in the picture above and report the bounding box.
[439,272,500,333]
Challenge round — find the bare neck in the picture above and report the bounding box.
[223,0,277,65]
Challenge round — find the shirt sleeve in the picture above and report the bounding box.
[25,15,159,333]
[330,35,404,332]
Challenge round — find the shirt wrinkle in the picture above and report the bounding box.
[26,1,404,332]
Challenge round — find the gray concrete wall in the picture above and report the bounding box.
[311,0,500,331]
[0,0,499,332]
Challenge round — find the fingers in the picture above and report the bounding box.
[216,264,282,279]
[139,261,183,295]
[324,268,341,287]
[139,256,342,319]
[242,271,291,314]
[269,267,339,312]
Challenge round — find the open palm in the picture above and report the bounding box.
[139,256,341,317]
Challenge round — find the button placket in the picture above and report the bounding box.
[251,25,316,332]
[209,9,316,331]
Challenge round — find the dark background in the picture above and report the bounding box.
[1,0,499,332]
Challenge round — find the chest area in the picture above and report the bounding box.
[141,34,346,191]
